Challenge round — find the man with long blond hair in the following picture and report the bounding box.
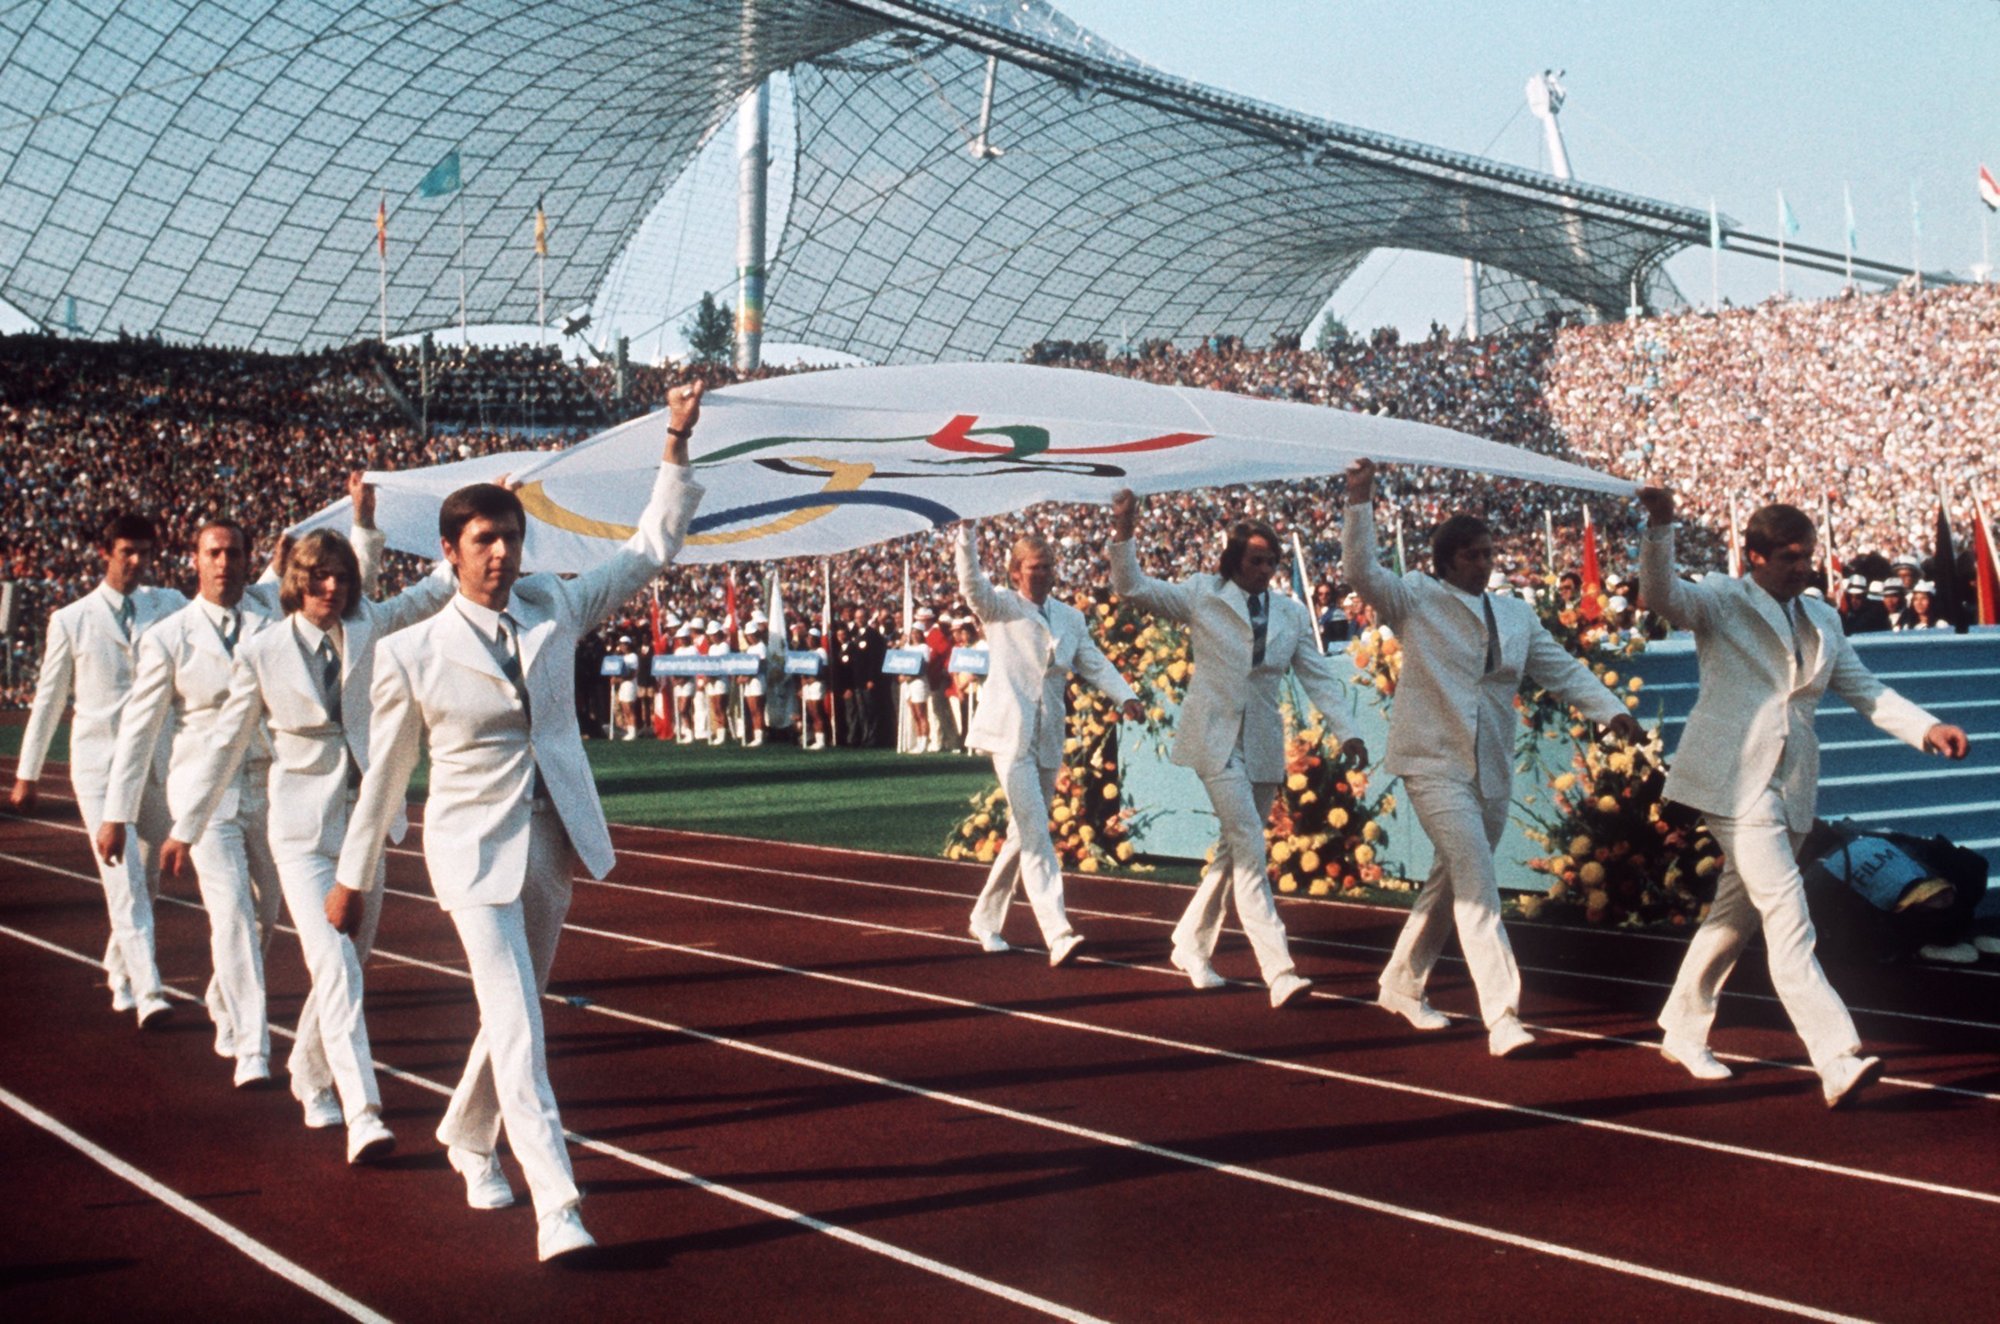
[161,476,453,1161]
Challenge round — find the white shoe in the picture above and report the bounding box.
[749,732,763,747]
[300,1088,345,1129]
[1917,941,1979,964]
[447,1145,517,1210]
[346,1110,396,1165]
[1170,945,1226,990]
[1487,1015,1535,1058]
[1048,933,1085,968]
[110,980,135,1013]
[136,994,173,1030]
[970,928,1011,954]
[621,729,636,742]
[537,1204,597,1262]
[1820,1053,1882,1109]
[1659,1035,1733,1081]
[809,736,825,750]
[233,1054,271,1089]
[1377,987,1450,1031]
[1268,971,1312,1009]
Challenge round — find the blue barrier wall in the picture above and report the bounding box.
[1122,628,2000,898]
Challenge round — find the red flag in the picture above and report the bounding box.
[1579,506,1604,621]
[725,566,740,642]
[1980,164,2000,212]
[647,587,668,653]
[1974,493,2000,626]
[375,194,387,258]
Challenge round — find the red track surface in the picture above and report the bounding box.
[3,759,1997,1322]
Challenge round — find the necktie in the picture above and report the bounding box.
[116,597,135,641]
[1248,591,1268,668]
[1482,593,1500,675]
[498,615,531,712]
[218,610,240,655]
[1786,600,1806,670]
[316,637,342,725]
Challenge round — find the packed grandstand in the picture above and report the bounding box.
[4,279,1995,710]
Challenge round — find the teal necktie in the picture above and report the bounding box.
[1248,591,1268,667]
[116,597,135,640]
[317,637,342,724]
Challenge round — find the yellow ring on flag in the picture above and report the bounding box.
[514,459,874,546]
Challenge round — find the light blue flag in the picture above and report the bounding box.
[1708,198,1721,251]
[418,149,461,198]
[1779,190,1800,237]
[1844,183,1857,250]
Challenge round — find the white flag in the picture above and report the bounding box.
[296,363,1633,572]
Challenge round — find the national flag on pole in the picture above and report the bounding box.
[375,194,387,257]
[1778,191,1800,237]
[1933,487,1970,634]
[418,150,461,198]
[1973,491,2000,627]
[1289,531,1321,651]
[534,197,547,257]
[1542,508,1556,575]
[1726,501,1743,578]
[820,558,832,641]
[724,565,740,642]
[901,559,914,639]
[1818,493,1842,598]
[1579,506,1604,621]
[1708,198,1721,251]
[1979,164,2000,212]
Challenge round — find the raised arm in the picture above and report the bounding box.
[1107,489,1196,621]
[566,382,707,630]
[1340,459,1416,626]
[1635,486,1710,634]
[350,471,385,599]
[955,522,1021,624]
[10,614,76,808]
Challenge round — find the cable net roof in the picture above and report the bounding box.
[0,0,1708,356]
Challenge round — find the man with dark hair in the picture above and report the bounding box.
[1111,490,1368,1009]
[1637,487,1969,1106]
[1345,460,1643,1056]
[333,382,706,1260]
[159,479,452,1162]
[99,509,310,1087]
[12,512,185,1027]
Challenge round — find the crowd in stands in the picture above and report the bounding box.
[5,281,1995,714]
[383,341,607,431]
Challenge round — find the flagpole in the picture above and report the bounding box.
[377,192,388,346]
[1543,508,1555,576]
[1843,182,1855,288]
[1775,190,1786,298]
[457,189,467,348]
[1818,492,1839,597]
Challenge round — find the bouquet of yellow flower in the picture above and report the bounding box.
[1516,726,1721,927]
[1264,723,1399,897]
[1346,624,1403,700]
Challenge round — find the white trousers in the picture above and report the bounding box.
[435,806,580,1219]
[280,844,385,1120]
[1658,793,1860,1070]
[75,775,169,1002]
[1174,754,1294,984]
[1380,776,1519,1028]
[189,781,282,1061]
[969,758,1075,946]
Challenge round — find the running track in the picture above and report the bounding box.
[3,762,1997,1322]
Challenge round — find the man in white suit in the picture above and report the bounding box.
[12,513,185,1027]
[100,517,298,1088]
[956,521,1145,966]
[332,382,707,1262]
[1110,490,1369,1008]
[161,478,454,1162]
[1343,459,1644,1057]
[1636,487,1968,1106]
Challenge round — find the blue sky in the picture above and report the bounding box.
[1055,0,2000,336]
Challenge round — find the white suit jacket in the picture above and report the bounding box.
[18,582,186,794]
[955,525,1137,768]
[168,557,457,859]
[102,582,284,828]
[337,463,703,911]
[1343,502,1629,797]
[1109,540,1358,783]
[1639,525,1938,829]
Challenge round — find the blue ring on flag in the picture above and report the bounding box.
[689,490,961,536]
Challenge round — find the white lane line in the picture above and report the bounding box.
[362,916,1875,1322]
[0,1001,393,1321]
[0,854,1938,1318]
[1821,765,1996,789]
[568,842,2000,1025]
[0,869,1107,1324]
[1820,731,2000,751]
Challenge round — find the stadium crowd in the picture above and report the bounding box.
[6,282,1996,717]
